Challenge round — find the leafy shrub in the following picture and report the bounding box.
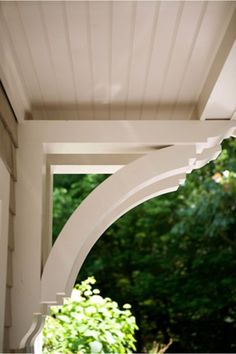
[43,277,138,353]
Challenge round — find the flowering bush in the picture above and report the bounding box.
[43,277,138,353]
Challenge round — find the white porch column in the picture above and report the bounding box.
[0,158,10,351]
[10,124,45,349]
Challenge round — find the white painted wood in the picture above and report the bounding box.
[0,86,18,146]
[34,330,42,354]
[156,2,205,120]
[65,2,94,120]
[9,119,235,351]
[39,145,204,301]
[16,147,195,349]
[19,120,236,153]
[125,1,157,120]
[141,1,182,120]
[1,2,235,122]
[201,36,236,120]
[17,2,59,105]
[198,10,236,120]
[10,130,45,349]
[110,2,134,120]
[198,6,236,120]
[61,147,222,296]
[0,4,30,123]
[176,2,235,120]
[19,141,225,350]
[88,1,111,120]
[168,2,208,120]
[49,154,143,174]
[40,2,78,120]
[0,0,234,348]
[0,159,10,352]
[0,2,48,120]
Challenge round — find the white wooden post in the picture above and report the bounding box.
[0,158,10,351]
[10,124,45,349]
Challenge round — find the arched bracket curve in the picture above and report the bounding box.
[20,140,227,350]
[41,144,221,302]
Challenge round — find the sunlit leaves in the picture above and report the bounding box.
[43,277,138,354]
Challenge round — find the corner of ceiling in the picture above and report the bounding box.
[0,7,30,124]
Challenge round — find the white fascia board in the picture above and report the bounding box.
[201,39,236,120]
[199,8,236,120]
[19,120,236,155]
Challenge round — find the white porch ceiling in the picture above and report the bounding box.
[0,1,235,121]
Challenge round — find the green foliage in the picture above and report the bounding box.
[53,174,108,242]
[52,138,236,352]
[43,277,137,354]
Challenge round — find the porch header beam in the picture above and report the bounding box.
[20,120,236,155]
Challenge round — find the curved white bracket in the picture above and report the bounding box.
[19,120,236,350]
[20,143,223,350]
[41,143,223,303]
[42,146,195,301]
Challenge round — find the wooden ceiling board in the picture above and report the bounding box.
[40,2,78,120]
[88,1,111,120]
[125,1,157,120]
[17,2,58,105]
[186,1,236,120]
[157,1,207,120]
[111,1,136,120]
[65,2,94,120]
[141,2,183,120]
[1,2,48,119]
[0,1,235,121]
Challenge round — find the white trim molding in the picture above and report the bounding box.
[0,159,10,351]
